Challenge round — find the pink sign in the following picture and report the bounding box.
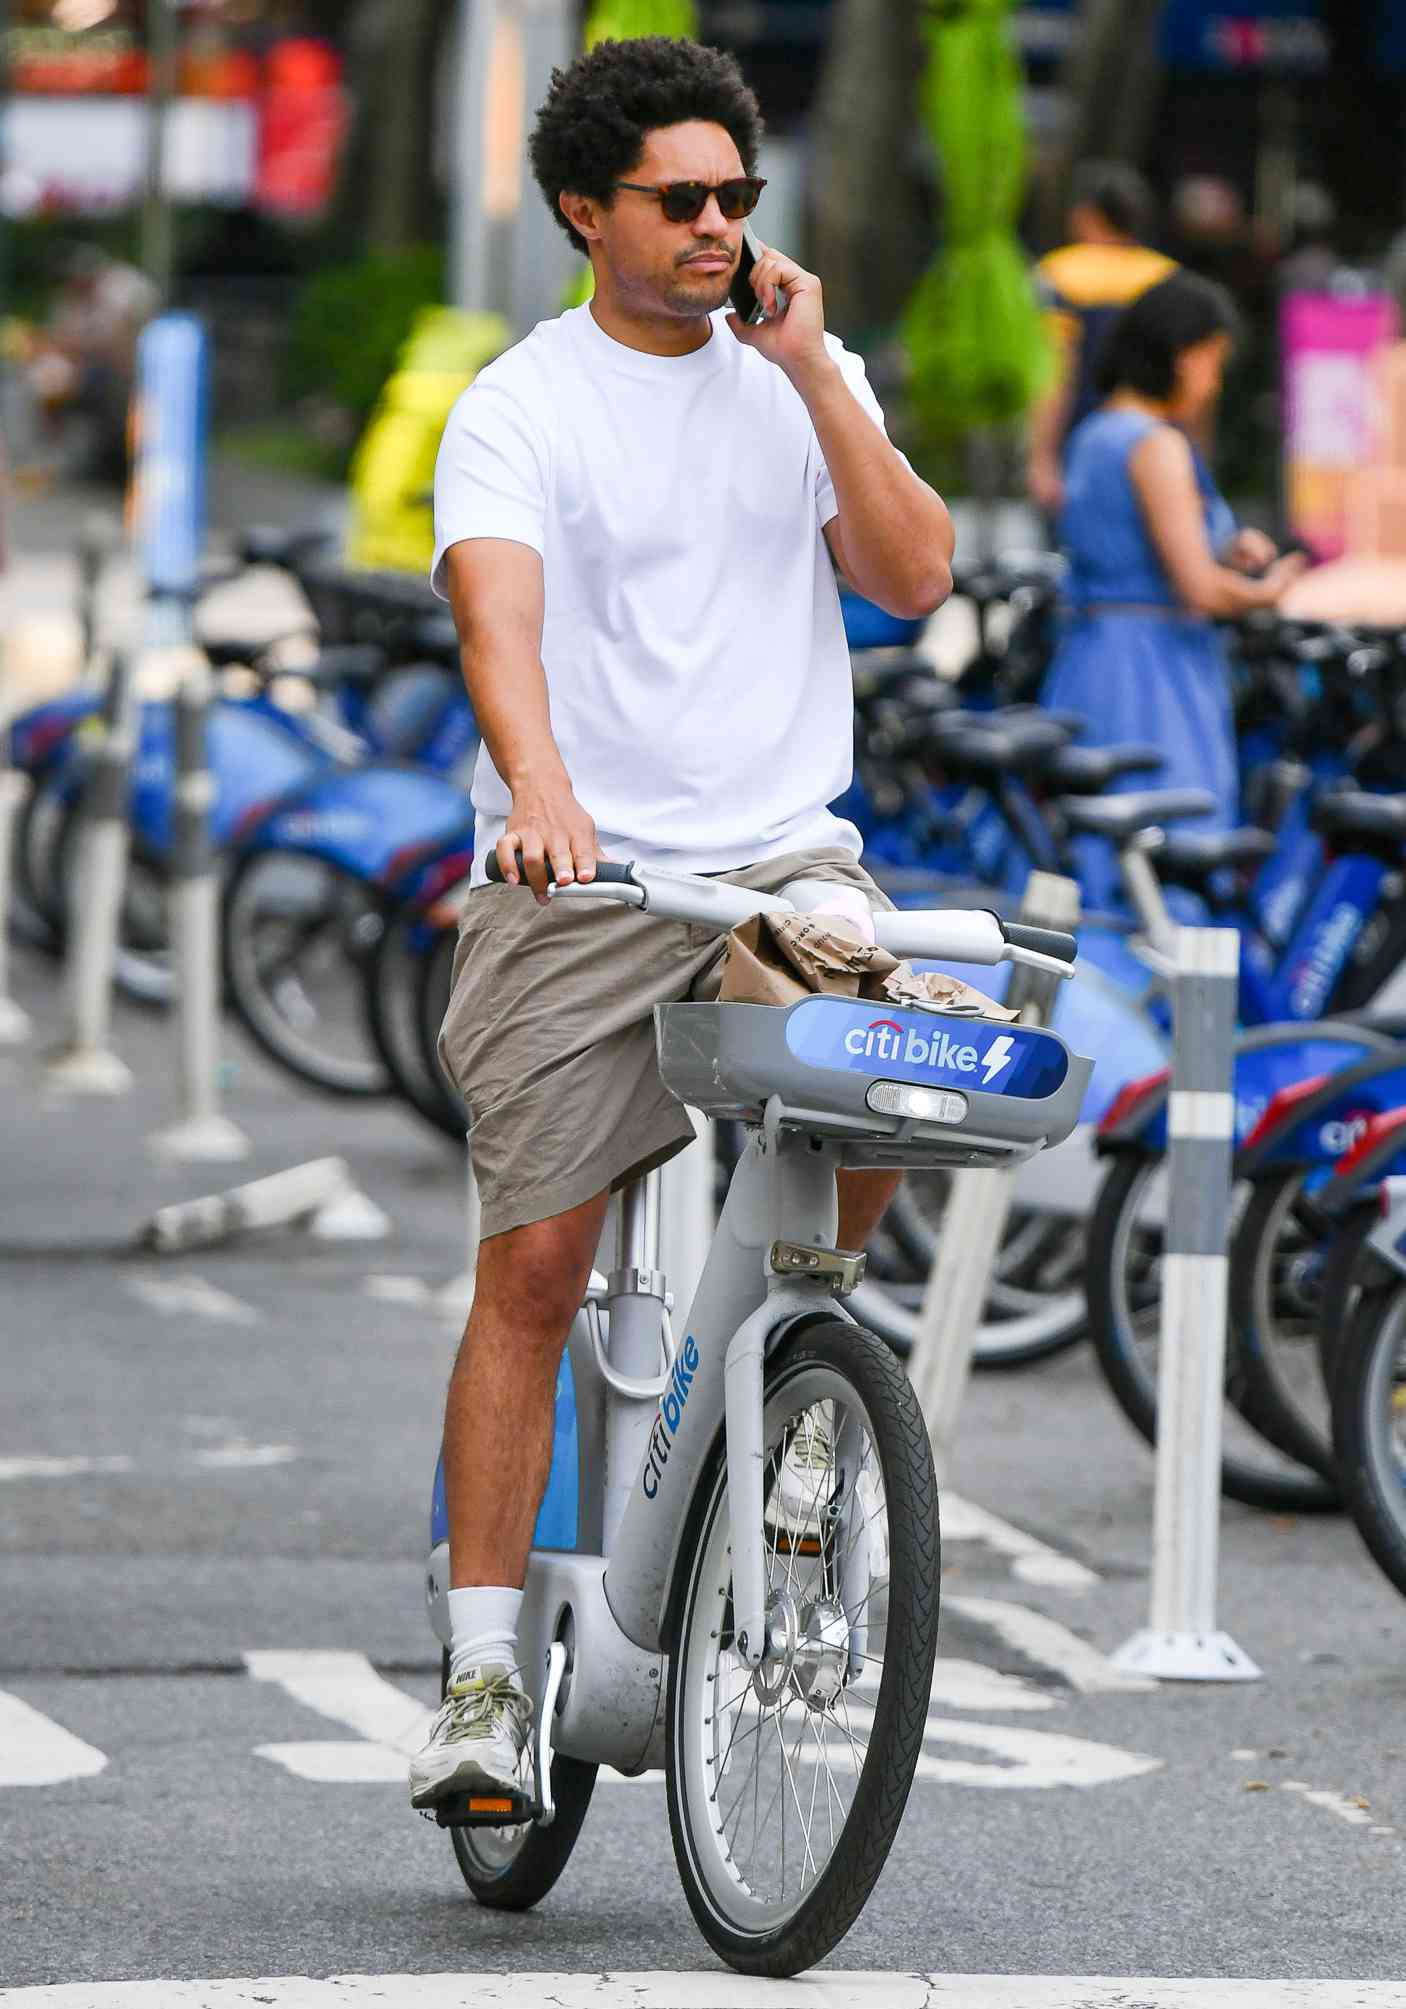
[1282,293,1400,559]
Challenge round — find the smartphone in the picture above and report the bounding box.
[730,224,785,326]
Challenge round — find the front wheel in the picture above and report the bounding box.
[666,1316,939,1977]
[441,1649,598,1911]
[1332,1281,1406,1599]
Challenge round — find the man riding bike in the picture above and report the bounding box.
[409,33,954,1813]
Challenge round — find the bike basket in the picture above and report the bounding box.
[655,999,1091,1170]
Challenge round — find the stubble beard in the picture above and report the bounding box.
[660,264,733,318]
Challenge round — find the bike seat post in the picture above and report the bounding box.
[603,1169,670,1553]
[1121,834,1179,958]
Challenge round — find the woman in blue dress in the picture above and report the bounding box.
[1042,272,1306,911]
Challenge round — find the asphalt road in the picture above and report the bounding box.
[2,931,1405,2000]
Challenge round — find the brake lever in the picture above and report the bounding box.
[548,880,647,909]
[1003,944,1076,981]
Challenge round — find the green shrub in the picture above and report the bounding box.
[284,246,445,425]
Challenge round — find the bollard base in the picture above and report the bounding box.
[308,1187,393,1242]
[45,1045,134,1096]
[0,997,31,1045]
[148,1113,252,1164]
[1110,1627,1262,1683]
[142,1156,350,1255]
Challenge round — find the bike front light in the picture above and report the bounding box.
[865,1080,968,1125]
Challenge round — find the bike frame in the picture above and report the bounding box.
[425,863,1088,1784]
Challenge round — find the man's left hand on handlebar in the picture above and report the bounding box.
[496,776,605,906]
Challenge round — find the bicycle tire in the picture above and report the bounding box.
[665,1315,939,1977]
[364,899,465,1141]
[1085,1153,1339,1513]
[10,774,64,949]
[438,1650,598,1911]
[1331,1281,1406,1598]
[16,769,71,935]
[414,923,471,1137]
[1227,1169,1340,1487]
[871,1176,1087,1369]
[222,848,393,1097]
[1316,1201,1378,1405]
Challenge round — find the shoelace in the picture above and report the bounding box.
[786,1415,833,1471]
[440,1671,533,1747]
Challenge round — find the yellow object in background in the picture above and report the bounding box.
[345,306,508,574]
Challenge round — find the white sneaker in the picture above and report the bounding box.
[765,1407,834,1549]
[408,1662,533,1812]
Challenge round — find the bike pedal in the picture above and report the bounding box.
[431,1788,538,1830]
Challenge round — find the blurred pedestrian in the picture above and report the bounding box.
[1026,163,1175,519]
[1041,271,1306,911]
[20,244,158,485]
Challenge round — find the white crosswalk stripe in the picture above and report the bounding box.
[0,1973,1397,2006]
[0,1689,107,1787]
[1,1630,1156,1799]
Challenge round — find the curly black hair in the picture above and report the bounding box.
[529,37,765,258]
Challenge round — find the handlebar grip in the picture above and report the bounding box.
[1002,921,1077,964]
[484,851,636,887]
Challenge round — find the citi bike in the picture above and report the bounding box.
[424,859,1089,1975]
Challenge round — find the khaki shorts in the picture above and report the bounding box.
[439,847,893,1241]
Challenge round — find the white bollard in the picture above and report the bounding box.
[907,871,1081,1484]
[148,654,250,1162]
[45,654,137,1096]
[0,704,33,1044]
[659,1108,716,1327]
[1111,926,1260,1683]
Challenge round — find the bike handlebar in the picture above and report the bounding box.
[484,852,1075,979]
[484,853,637,887]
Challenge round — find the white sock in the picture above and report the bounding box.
[447,1586,523,1684]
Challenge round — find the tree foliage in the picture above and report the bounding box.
[904,0,1051,438]
[584,0,698,47]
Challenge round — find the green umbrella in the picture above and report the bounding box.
[584,0,697,48]
[904,0,1052,439]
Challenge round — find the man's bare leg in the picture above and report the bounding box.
[444,1190,610,1591]
[442,1170,895,1589]
[838,1167,902,1254]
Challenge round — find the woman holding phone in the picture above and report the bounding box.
[1041,271,1306,909]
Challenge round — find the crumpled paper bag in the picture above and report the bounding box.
[717,912,1015,1020]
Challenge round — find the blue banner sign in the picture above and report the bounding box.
[784,998,1070,1100]
[1020,3,1404,75]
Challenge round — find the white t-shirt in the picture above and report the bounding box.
[432,304,899,883]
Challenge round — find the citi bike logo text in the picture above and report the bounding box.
[1289,902,1361,1018]
[1321,1111,1372,1157]
[642,1333,701,1501]
[843,1017,1015,1087]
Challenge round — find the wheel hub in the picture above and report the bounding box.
[789,1599,850,1710]
[749,1590,850,1711]
[751,1591,798,1704]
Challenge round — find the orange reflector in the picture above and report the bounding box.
[468,1797,514,1814]
[775,1534,823,1556]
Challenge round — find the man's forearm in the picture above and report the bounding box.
[462,641,568,795]
[791,357,953,620]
